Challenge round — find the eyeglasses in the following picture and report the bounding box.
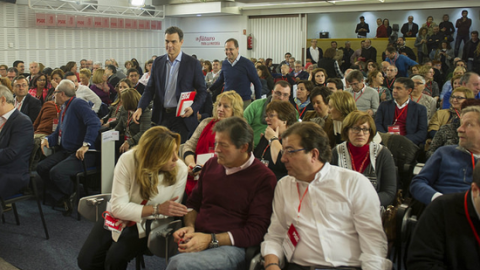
[265,113,277,119]
[413,82,424,85]
[38,79,46,82]
[450,95,466,100]
[280,148,305,156]
[0,68,6,71]
[350,126,370,134]
[273,91,289,98]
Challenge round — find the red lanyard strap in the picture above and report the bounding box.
[454,109,461,120]
[464,191,480,247]
[393,105,408,125]
[348,148,370,173]
[261,144,271,160]
[61,97,74,122]
[296,183,309,214]
[296,104,307,118]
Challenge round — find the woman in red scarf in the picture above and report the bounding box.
[331,111,396,207]
[182,90,244,195]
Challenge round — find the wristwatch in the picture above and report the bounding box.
[209,233,219,249]
[82,142,91,148]
[269,137,279,144]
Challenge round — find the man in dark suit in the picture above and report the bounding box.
[38,80,100,215]
[0,85,34,204]
[133,26,206,143]
[127,68,145,95]
[375,77,427,145]
[401,16,419,38]
[290,61,309,82]
[12,75,41,123]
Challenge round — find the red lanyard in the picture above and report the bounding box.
[15,99,23,110]
[424,82,433,96]
[348,148,370,173]
[464,191,480,247]
[354,90,364,102]
[455,109,461,119]
[386,78,395,89]
[411,94,422,103]
[296,104,307,118]
[471,152,475,171]
[393,105,408,125]
[261,144,271,160]
[0,120,6,130]
[115,103,122,115]
[296,183,309,214]
[61,97,74,122]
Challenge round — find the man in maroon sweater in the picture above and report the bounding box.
[168,116,277,270]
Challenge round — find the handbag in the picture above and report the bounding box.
[382,190,403,242]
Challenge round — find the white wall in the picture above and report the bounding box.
[0,2,179,69]
[307,7,480,39]
[177,15,248,61]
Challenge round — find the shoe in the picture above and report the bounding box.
[62,192,76,217]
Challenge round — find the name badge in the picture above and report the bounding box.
[107,117,117,123]
[388,125,400,135]
[282,223,300,261]
[261,159,269,167]
[52,119,58,132]
[124,135,131,141]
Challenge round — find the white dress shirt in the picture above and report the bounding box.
[261,162,391,270]
[309,46,319,63]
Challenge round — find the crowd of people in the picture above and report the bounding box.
[1,16,480,270]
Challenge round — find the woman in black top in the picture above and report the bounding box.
[253,100,296,180]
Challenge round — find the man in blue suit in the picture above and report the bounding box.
[375,77,428,145]
[38,80,100,215]
[0,85,34,211]
[133,26,206,143]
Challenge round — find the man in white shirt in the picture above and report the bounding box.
[306,39,323,64]
[261,122,391,270]
[65,72,101,113]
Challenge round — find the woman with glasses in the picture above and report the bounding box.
[182,90,244,195]
[254,100,296,180]
[331,111,396,207]
[440,68,466,108]
[28,74,50,104]
[428,87,473,140]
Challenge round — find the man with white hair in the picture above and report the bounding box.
[38,79,101,216]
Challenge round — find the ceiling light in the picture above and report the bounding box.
[130,0,145,7]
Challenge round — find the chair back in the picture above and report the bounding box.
[77,194,111,222]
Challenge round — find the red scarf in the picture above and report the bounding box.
[347,142,371,173]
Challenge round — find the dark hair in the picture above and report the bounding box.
[310,86,332,105]
[326,78,343,90]
[285,52,292,57]
[266,101,297,126]
[213,116,254,152]
[127,68,139,76]
[472,31,479,36]
[64,71,76,78]
[203,60,212,72]
[282,122,332,163]
[346,70,364,83]
[42,67,53,76]
[106,65,117,74]
[65,61,77,72]
[274,80,291,91]
[395,77,414,91]
[13,60,24,68]
[256,65,272,79]
[385,46,396,54]
[225,38,239,48]
[265,58,273,67]
[165,26,184,41]
[323,48,336,59]
[7,67,18,75]
[360,16,365,19]
[461,99,480,110]
[130,58,140,69]
[297,80,314,94]
[31,74,47,89]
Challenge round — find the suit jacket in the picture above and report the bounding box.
[306,47,323,64]
[19,94,41,123]
[138,52,206,133]
[401,22,419,37]
[108,74,120,88]
[0,109,34,198]
[374,100,427,145]
[289,70,309,81]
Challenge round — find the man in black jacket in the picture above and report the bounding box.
[427,26,446,58]
[407,160,480,270]
[439,14,455,41]
[401,16,419,38]
[463,31,479,71]
[396,37,417,61]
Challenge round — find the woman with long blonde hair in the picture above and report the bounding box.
[78,126,188,270]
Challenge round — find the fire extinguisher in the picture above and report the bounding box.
[247,34,253,50]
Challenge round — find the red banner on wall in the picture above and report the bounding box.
[125,19,132,29]
[102,17,109,28]
[76,16,85,27]
[110,18,118,28]
[57,14,67,27]
[46,14,56,26]
[94,17,102,28]
[86,16,93,28]
[66,15,75,27]
[157,21,162,30]
[132,19,138,29]
[138,20,145,29]
[36,14,46,26]
[118,18,125,28]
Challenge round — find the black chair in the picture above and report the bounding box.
[74,149,102,220]
[1,172,50,240]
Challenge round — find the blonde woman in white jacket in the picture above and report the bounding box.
[78,126,188,270]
